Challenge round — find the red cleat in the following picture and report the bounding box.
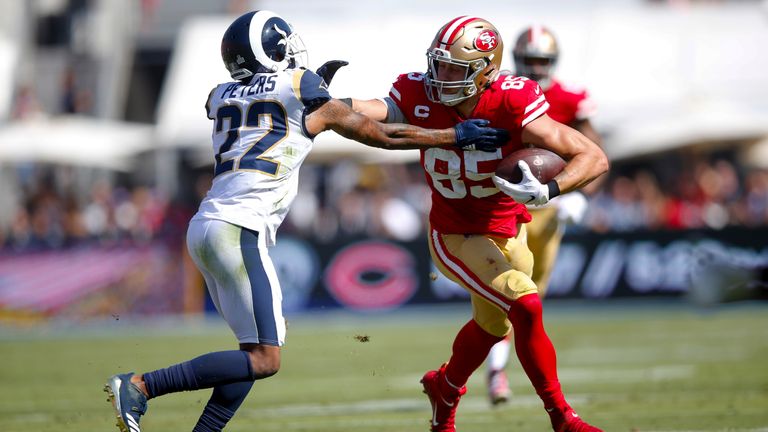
[548,406,603,432]
[420,364,466,432]
[487,369,511,405]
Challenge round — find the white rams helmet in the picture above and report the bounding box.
[221,10,308,81]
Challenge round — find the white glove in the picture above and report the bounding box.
[556,191,589,224]
[492,160,551,206]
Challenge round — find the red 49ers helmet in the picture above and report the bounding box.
[424,16,504,106]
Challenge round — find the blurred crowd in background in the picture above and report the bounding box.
[0,0,766,321]
[1,0,766,252]
[2,153,766,252]
[0,167,176,251]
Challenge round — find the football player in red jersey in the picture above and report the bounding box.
[486,24,605,406]
[100,10,510,432]
[348,16,608,432]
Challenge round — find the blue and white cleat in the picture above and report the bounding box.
[104,373,147,432]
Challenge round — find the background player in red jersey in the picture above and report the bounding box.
[349,16,608,432]
[486,24,605,406]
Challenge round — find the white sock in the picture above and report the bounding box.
[487,337,511,372]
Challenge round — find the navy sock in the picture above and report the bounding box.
[143,350,254,399]
[192,381,255,432]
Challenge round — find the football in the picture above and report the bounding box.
[495,147,566,183]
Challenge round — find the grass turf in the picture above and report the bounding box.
[0,301,766,431]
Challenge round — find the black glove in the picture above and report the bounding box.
[454,119,509,152]
[315,60,349,86]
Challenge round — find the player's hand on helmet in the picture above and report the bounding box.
[492,160,551,206]
[315,60,349,86]
[454,119,509,152]
[556,191,589,224]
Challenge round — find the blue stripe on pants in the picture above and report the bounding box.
[239,228,279,345]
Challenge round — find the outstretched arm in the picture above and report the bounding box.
[351,98,390,122]
[306,99,507,151]
[306,99,451,149]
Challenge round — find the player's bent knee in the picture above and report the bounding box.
[244,345,281,379]
[471,295,512,337]
[491,269,538,301]
[507,293,543,325]
[253,364,280,379]
[248,355,280,379]
[475,317,511,338]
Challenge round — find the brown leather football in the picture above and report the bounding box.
[496,147,566,183]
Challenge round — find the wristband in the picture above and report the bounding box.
[546,180,561,199]
[338,97,353,108]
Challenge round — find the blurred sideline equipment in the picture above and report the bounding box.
[103,10,508,432]
[348,14,607,432]
[486,24,604,406]
[688,251,768,307]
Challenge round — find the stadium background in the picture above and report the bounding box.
[1,0,766,319]
[1,1,768,431]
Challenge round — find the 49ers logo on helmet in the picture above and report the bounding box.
[474,30,498,51]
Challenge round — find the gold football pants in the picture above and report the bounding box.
[525,206,564,296]
[428,225,537,337]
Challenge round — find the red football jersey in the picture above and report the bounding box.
[389,73,550,237]
[543,79,596,126]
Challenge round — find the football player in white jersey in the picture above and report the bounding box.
[103,10,509,432]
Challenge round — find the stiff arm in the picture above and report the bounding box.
[305,98,453,150]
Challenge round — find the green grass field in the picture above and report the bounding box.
[1,301,767,432]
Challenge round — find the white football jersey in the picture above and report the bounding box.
[192,69,331,246]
